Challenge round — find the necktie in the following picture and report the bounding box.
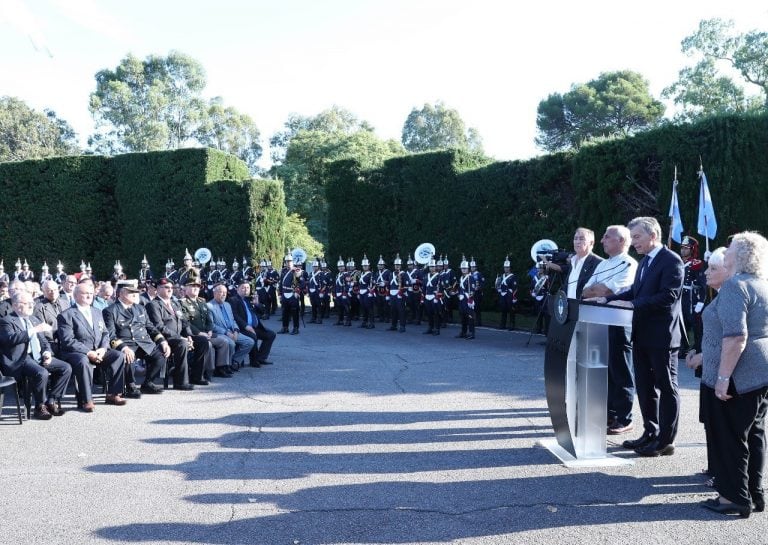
[639,257,650,281]
[24,318,42,360]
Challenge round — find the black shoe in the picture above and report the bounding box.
[140,383,163,394]
[125,384,142,398]
[701,497,751,518]
[622,432,656,450]
[635,440,675,457]
[399,327,405,333]
[359,322,368,328]
[258,360,274,365]
[334,321,344,326]
[279,327,289,334]
[33,404,53,420]
[455,333,467,338]
[213,368,233,378]
[433,330,440,336]
[423,329,434,335]
[290,329,299,335]
[752,496,765,513]
[173,384,195,391]
[387,326,397,331]
[367,324,375,329]
[249,361,261,368]
[308,318,316,324]
[465,335,475,340]
[192,379,210,386]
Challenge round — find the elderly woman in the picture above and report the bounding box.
[685,247,727,484]
[697,233,768,518]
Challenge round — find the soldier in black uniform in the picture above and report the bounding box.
[103,279,171,396]
[456,257,477,339]
[111,261,125,284]
[307,258,324,324]
[279,258,304,334]
[387,254,410,332]
[358,255,376,329]
[55,261,66,286]
[405,255,423,325]
[18,259,34,282]
[346,257,360,321]
[374,255,391,322]
[139,255,154,287]
[422,258,443,336]
[320,258,333,320]
[679,235,707,352]
[333,257,351,326]
[470,257,485,327]
[265,260,280,317]
[164,259,177,283]
[439,255,458,326]
[176,249,195,287]
[496,256,518,330]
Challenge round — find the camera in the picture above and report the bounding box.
[535,249,570,270]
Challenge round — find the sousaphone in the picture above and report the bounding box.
[414,242,436,265]
[194,247,212,265]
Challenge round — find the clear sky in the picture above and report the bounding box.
[1,0,766,167]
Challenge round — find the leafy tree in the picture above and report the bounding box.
[535,70,665,152]
[0,96,79,162]
[284,213,324,260]
[274,124,404,245]
[269,105,373,165]
[401,101,483,153]
[663,18,768,120]
[196,97,263,174]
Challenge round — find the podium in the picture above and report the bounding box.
[539,293,634,467]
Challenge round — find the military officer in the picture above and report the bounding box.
[55,261,66,285]
[103,279,170,396]
[496,256,518,330]
[279,254,304,334]
[470,257,485,327]
[357,255,376,329]
[18,259,34,282]
[440,255,457,325]
[111,261,125,284]
[230,258,244,289]
[0,261,8,284]
[176,249,195,287]
[387,254,410,332]
[456,257,477,339]
[164,259,176,282]
[139,255,154,286]
[265,260,280,317]
[320,258,333,320]
[422,259,443,336]
[346,257,359,321]
[308,258,324,324]
[374,255,391,322]
[334,257,351,326]
[679,235,707,352]
[406,255,423,325]
[39,262,53,283]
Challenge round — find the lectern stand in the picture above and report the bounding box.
[539,294,634,467]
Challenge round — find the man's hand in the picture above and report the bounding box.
[245,326,256,334]
[685,350,702,370]
[608,300,633,309]
[581,284,611,299]
[41,351,52,365]
[87,350,100,363]
[33,322,53,334]
[122,346,136,364]
[160,340,171,358]
[186,336,194,350]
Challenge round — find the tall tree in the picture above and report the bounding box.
[663,18,768,120]
[0,96,79,162]
[401,101,483,153]
[535,70,665,152]
[196,97,263,174]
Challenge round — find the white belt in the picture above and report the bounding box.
[360,289,368,295]
[309,288,316,293]
[389,289,399,296]
[459,294,465,300]
[425,294,435,301]
[283,292,294,299]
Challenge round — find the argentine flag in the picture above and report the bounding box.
[668,180,683,244]
[697,171,718,240]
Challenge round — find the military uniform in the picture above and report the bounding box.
[374,256,391,322]
[308,259,325,324]
[405,256,423,325]
[470,257,485,327]
[496,256,518,330]
[39,263,53,283]
[139,255,154,287]
[422,260,443,336]
[456,258,477,339]
[679,235,707,352]
[439,256,457,325]
[387,254,410,332]
[357,255,376,329]
[17,259,34,282]
[333,258,351,326]
[279,254,304,334]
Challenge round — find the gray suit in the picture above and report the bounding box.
[207,300,254,366]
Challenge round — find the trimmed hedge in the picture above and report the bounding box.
[327,113,768,303]
[0,148,285,278]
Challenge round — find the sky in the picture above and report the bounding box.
[1,0,767,167]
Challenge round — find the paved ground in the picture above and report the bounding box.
[1,318,764,545]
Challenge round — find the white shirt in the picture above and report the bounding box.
[640,245,663,280]
[76,303,93,327]
[567,254,587,300]
[584,253,637,296]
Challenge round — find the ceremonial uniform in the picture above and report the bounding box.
[179,289,232,377]
[357,255,376,329]
[496,257,518,330]
[679,236,707,352]
[406,256,423,325]
[334,258,351,326]
[279,257,304,334]
[374,256,391,322]
[308,260,326,324]
[439,256,457,326]
[388,255,410,332]
[456,258,477,339]
[422,260,443,335]
[470,258,485,327]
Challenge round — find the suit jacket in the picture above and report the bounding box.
[146,298,192,340]
[0,313,52,374]
[228,295,261,331]
[610,246,684,349]
[179,296,214,335]
[102,301,164,353]
[33,294,71,344]
[565,253,603,299]
[206,300,239,335]
[57,306,110,355]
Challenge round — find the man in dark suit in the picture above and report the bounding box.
[146,277,204,388]
[544,227,603,300]
[103,279,170,395]
[58,282,126,411]
[229,280,276,367]
[34,279,70,354]
[0,290,72,419]
[604,216,684,457]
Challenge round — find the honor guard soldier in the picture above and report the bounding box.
[83,262,94,281]
[346,257,360,321]
[308,258,324,324]
[298,256,310,319]
[279,254,304,334]
[111,261,125,284]
[374,255,391,322]
[358,255,376,329]
[456,257,477,339]
[265,260,280,317]
[216,258,230,286]
[242,257,255,283]
[679,235,707,352]
[388,254,410,332]
[139,255,154,286]
[406,255,423,325]
[281,249,293,278]
[496,256,518,330]
[176,249,195,287]
[254,260,269,316]
[334,257,351,326]
[164,259,176,281]
[439,255,458,325]
[469,257,486,326]
[18,259,34,282]
[12,259,22,280]
[230,258,244,293]
[0,261,8,284]
[55,261,66,285]
[39,262,53,283]
[320,258,333,320]
[422,258,443,335]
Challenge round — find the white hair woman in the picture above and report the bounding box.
[698,233,768,518]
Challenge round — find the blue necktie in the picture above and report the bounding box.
[639,257,650,281]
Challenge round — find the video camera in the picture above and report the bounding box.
[535,249,571,270]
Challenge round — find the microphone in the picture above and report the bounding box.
[566,260,629,286]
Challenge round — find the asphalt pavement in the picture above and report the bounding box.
[1,317,763,545]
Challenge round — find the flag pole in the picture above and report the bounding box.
[698,157,711,257]
[668,165,677,247]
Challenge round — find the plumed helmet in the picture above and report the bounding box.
[337,256,345,267]
[57,260,63,271]
[14,258,21,269]
[320,259,327,268]
[285,247,293,262]
[22,259,29,269]
[141,254,149,266]
[114,260,122,271]
[429,258,436,267]
[184,248,192,261]
[503,255,511,268]
[0,260,4,272]
[266,260,273,267]
[85,262,92,272]
[41,261,49,271]
[165,259,173,270]
[260,259,267,267]
[242,256,248,267]
[80,260,87,271]
[681,235,700,258]
[443,255,449,266]
[361,254,370,267]
[312,258,320,268]
[347,257,355,268]
[232,259,239,269]
[393,253,402,265]
[406,254,414,265]
[470,256,476,267]
[436,255,444,267]
[460,255,469,270]
[377,254,385,266]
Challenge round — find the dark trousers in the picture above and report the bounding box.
[240,324,276,363]
[4,356,72,406]
[188,336,210,382]
[281,297,300,330]
[425,299,441,332]
[309,292,322,322]
[704,384,768,508]
[61,349,125,401]
[127,344,167,386]
[360,294,374,325]
[459,299,475,336]
[607,326,635,425]
[633,346,680,445]
[390,296,406,329]
[166,338,190,387]
[335,295,350,324]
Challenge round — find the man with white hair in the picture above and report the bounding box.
[583,225,638,435]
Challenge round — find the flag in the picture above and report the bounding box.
[668,179,683,244]
[697,170,718,240]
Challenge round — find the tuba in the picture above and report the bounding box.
[194,247,212,265]
[414,242,435,265]
[291,248,307,266]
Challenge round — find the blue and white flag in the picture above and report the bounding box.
[697,170,718,240]
[668,179,683,244]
